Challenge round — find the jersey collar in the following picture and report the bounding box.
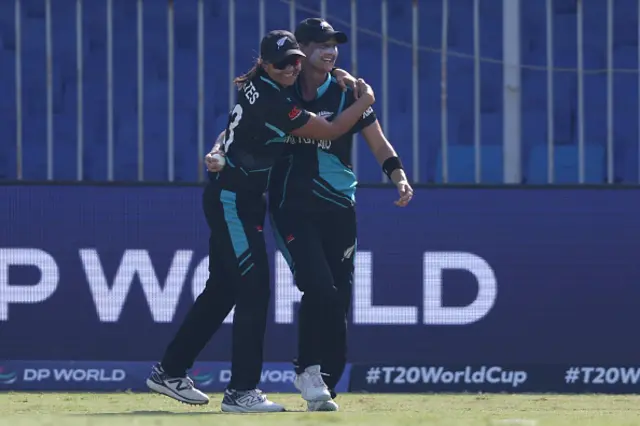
[295,72,332,100]
[257,68,283,91]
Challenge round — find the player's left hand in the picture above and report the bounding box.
[205,150,225,173]
[332,68,359,96]
[394,180,413,207]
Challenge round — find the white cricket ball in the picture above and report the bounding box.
[212,153,226,167]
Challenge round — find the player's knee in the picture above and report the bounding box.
[236,288,269,317]
[295,268,334,293]
[246,283,270,306]
[236,275,270,310]
[303,283,340,307]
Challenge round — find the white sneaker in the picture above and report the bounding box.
[294,365,331,402]
[146,363,209,405]
[221,389,285,413]
[307,399,339,412]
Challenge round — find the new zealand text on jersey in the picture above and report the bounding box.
[284,135,332,150]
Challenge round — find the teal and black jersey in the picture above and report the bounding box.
[211,69,311,194]
[268,74,377,210]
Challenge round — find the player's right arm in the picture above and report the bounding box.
[205,130,226,173]
[264,80,376,141]
[211,130,225,153]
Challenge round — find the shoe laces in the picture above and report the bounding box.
[244,388,267,402]
[307,370,328,388]
[157,364,194,389]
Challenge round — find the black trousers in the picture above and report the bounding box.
[270,206,356,395]
[161,182,270,391]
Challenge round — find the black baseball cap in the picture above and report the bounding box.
[260,30,306,64]
[295,18,348,44]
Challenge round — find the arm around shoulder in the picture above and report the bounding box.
[290,79,376,140]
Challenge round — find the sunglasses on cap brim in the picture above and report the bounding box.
[273,55,302,70]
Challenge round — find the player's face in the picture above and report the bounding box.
[302,40,339,73]
[266,55,303,87]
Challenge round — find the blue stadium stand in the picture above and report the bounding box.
[435,145,504,183]
[0,0,638,183]
[527,144,605,184]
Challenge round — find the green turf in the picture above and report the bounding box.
[1,393,640,425]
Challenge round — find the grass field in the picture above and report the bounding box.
[1,393,640,425]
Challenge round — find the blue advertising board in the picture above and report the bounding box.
[0,360,350,393]
[348,363,640,394]
[1,185,639,380]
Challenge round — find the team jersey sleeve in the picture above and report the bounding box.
[262,93,312,134]
[345,89,378,134]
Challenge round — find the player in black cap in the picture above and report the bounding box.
[207,19,413,412]
[266,18,414,411]
[146,30,376,413]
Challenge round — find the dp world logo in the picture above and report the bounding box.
[190,368,215,387]
[0,367,17,385]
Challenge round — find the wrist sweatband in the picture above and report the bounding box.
[382,156,404,180]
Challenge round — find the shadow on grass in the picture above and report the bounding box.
[77,409,306,416]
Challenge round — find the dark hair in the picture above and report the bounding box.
[233,58,263,88]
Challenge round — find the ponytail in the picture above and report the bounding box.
[233,58,263,88]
